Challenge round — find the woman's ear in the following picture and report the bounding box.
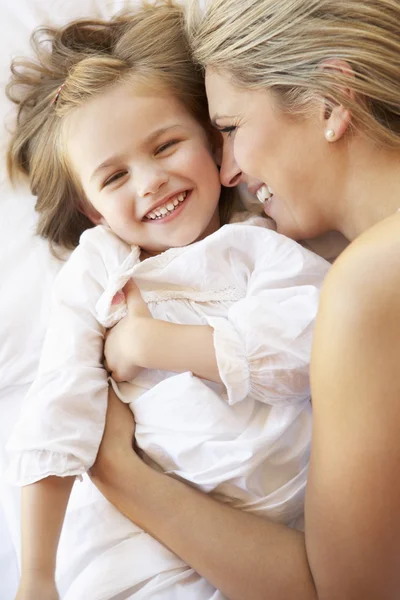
[318,58,355,142]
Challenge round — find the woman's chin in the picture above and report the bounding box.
[267,203,311,241]
[273,218,306,241]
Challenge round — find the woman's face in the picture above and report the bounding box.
[205,68,343,240]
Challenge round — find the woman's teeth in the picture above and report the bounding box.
[256,184,273,204]
[145,191,187,220]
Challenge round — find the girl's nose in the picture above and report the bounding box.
[134,165,169,198]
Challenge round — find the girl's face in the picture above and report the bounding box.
[205,68,345,241]
[66,81,221,253]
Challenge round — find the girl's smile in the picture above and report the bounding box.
[143,190,189,222]
[66,80,221,253]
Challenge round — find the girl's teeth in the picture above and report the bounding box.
[256,184,272,204]
[146,191,188,219]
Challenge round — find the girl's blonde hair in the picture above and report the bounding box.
[8,0,234,249]
[186,0,400,148]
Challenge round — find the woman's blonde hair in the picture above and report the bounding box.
[186,0,400,148]
[7,0,234,249]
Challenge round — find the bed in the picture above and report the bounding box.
[0,2,141,597]
[0,1,350,597]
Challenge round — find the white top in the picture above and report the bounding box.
[7,215,330,525]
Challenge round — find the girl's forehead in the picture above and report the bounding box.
[64,83,202,182]
[67,80,194,137]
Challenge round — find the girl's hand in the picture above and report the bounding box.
[104,279,152,382]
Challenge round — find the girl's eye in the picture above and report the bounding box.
[156,139,179,155]
[103,171,128,187]
[219,126,237,138]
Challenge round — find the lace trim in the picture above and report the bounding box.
[141,285,245,304]
[140,246,184,269]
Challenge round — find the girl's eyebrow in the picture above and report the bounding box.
[90,124,183,182]
[91,155,124,181]
[144,123,182,146]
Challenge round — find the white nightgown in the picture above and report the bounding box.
[7,215,330,599]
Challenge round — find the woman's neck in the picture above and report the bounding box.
[335,143,400,241]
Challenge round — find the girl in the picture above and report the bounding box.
[6,2,329,599]
[88,1,400,599]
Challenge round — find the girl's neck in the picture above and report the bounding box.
[140,249,160,261]
[335,144,400,241]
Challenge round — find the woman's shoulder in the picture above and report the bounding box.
[313,214,400,378]
[323,213,400,306]
[308,216,400,597]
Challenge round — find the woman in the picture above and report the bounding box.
[91,1,400,598]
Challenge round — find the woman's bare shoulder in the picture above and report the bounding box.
[312,214,400,390]
[321,213,400,317]
[306,214,400,599]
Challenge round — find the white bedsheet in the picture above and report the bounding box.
[0,2,149,598]
[0,1,348,597]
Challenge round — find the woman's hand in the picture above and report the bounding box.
[89,386,138,489]
[104,279,152,382]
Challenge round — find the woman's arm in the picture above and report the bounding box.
[305,222,400,600]
[90,388,317,600]
[16,477,74,600]
[95,222,400,600]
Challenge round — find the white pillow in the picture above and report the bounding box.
[0,2,155,594]
[0,0,145,392]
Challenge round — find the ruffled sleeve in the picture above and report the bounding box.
[6,226,135,485]
[205,226,330,406]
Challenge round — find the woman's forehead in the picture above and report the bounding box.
[205,68,271,123]
[205,69,243,117]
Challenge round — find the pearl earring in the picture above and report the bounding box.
[325,129,336,141]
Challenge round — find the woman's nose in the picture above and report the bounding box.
[219,139,242,187]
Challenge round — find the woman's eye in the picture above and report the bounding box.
[219,126,237,138]
[103,171,127,187]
